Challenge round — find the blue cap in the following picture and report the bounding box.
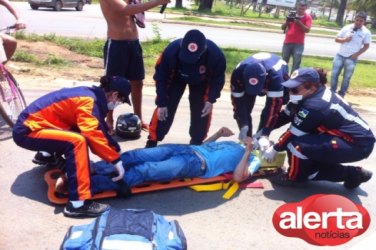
[179,29,207,64]
[243,63,267,95]
[109,76,131,105]
[282,68,320,88]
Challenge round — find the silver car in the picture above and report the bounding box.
[28,0,87,11]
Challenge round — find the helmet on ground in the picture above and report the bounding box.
[116,113,141,139]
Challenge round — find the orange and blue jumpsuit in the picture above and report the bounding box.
[148,39,226,145]
[12,86,121,201]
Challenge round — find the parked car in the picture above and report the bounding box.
[28,0,86,11]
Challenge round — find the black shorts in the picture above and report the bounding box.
[104,39,145,81]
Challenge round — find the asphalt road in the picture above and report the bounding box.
[0,81,375,249]
[0,2,375,250]
[1,2,376,61]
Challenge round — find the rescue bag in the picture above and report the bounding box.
[60,208,187,250]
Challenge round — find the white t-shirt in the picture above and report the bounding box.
[337,24,372,57]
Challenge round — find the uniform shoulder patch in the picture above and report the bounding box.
[297,108,309,118]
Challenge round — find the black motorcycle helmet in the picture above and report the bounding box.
[116,113,142,139]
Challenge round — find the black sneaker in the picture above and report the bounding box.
[189,139,202,145]
[32,152,55,165]
[270,173,296,187]
[145,140,157,148]
[344,167,373,189]
[63,200,110,218]
[32,152,59,165]
[33,152,66,171]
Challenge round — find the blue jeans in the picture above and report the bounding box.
[91,144,204,193]
[330,54,357,97]
[282,43,304,74]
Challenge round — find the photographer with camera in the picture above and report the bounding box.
[281,1,312,74]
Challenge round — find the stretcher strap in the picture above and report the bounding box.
[189,180,240,200]
[189,181,231,192]
[222,182,240,199]
[187,165,282,199]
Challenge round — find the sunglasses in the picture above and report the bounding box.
[290,87,299,94]
[118,96,127,103]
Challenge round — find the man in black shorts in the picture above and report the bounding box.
[99,0,170,133]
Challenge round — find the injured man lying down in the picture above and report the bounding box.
[58,127,261,196]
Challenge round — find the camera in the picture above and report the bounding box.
[286,10,298,22]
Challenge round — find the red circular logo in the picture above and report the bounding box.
[249,78,258,85]
[188,43,198,52]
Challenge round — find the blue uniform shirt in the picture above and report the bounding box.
[191,141,260,178]
[154,38,226,107]
[231,52,289,135]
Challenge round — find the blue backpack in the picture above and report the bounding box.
[60,208,187,250]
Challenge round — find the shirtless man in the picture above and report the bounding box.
[99,0,170,133]
[0,0,26,63]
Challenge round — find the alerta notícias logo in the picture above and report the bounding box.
[272,194,370,246]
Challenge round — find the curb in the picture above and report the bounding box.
[159,18,337,40]
[148,10,375,43]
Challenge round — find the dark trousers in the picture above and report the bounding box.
[149,82,211,145]
[286,134,374,182]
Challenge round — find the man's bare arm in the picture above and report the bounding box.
[0,0,20,19]
[233,137,253,182]
[335,36,352,44]
[203,127,234,143]
[294,19,310,33]
[281,21,288,31]
[351,43,370,60]
[102,0,170,16]
[0,0,25,28]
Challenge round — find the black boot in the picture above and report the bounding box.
[189,139,202,145]
[344,167,373,189]
[145,140,157,148]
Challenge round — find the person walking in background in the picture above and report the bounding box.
[231,52,289,151]
[281,1,312,74]
[99,0,170,134]
[263,68,374,189]
[0,0,26,63]
[330,11,371,98]
[13,76,132,218]
[146,29,226,148]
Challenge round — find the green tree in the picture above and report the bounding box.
[199,0,214,11]
[320,0,339,21]
[349,0,376,16]
[349,0,376,28]
[336,0,348,26]
[175,0,183,8]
